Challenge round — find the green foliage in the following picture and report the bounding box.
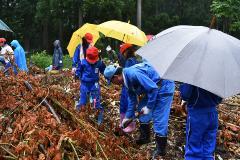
[63,55,72,69]
[211,0,240,32]
[30,51,52,69]
[30,51,72,69]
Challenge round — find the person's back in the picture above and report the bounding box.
[180,84,222,113]
[10,40,28,72]
[124,62,175,94]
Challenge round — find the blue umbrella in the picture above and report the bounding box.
[0,19,13,32]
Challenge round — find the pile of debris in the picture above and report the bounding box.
[0,69,239,159]
[0,72,145,159]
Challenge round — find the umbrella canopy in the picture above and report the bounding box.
[67,23,99,57]
[97,20,147,46]
[136,25,240,98]
[0,19,13,32]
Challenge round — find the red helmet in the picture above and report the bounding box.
[84,33,93,43]
[86,46,99,64]
[120,43,132,54]
[0,38,6,43]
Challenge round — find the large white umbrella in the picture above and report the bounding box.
[136,25,240,98]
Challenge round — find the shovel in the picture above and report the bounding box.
[122,111,143,129]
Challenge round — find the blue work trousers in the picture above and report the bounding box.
[185,110,218,160]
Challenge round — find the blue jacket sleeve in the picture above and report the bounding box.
[135,73,158,110]
[72,45,81,67]
[180,84,194,101]
[125,90,138,119]
[75,60,83,79]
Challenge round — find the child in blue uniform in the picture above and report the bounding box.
[72,33,93,75]
[118,43,139,133]
[180,84,222,160]
[104,62,175,158]
[76,46,106,125]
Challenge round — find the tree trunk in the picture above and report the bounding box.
[43,21,49,52]
[59,19,63,42]
[137,0,142,29]
[78,6,83,27]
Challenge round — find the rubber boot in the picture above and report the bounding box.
[136,123,151,145]
[120,113,136,133]
[152,135,167,159]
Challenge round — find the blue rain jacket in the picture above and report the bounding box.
[123,62,175,119]
[180,84,222,114]
[72,44,89,68]
[10,40,28,72]
[76,59,106,83]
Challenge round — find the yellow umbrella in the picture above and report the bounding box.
[96,20,147,46]
[67,23,99,57]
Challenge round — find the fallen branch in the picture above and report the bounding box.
[67,138,80,160]
[0,146,17,159]
[96,140,108,160]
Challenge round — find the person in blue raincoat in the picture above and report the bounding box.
[76,46,106,125]
[104,62,175,158]
[72,33,93,75]
[52,40,63,70]
[10,40,28,73]
[180,84,222,160]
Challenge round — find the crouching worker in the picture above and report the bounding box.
[76,46,106,125]
[180,84,222,160]
[104,62,175,158]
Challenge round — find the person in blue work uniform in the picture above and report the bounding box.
[76,46,106,125]
[72,33,93,75]
[104,62,175,158]
[180,84,222,160]
[117,43,139,133]
[10,40,28,73]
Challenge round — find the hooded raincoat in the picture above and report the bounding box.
[53,40,63,70]
[10,40,28,72]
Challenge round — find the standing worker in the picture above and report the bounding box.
[76,46,106,125]
[10,40,28,73]
[104,62,175,158]
[52,40,63,70]
[180,84,222,160]
[72,33,93,75]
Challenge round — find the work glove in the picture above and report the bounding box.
[181,100,187,107]
[141,106,151,115]
[71,67,76,74]
[121,118,131,128]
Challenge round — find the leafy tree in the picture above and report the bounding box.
[211,0,240,32]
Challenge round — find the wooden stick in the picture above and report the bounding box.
[68,138,80,160]
[96,140,108,160]
[0,146,17,159]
